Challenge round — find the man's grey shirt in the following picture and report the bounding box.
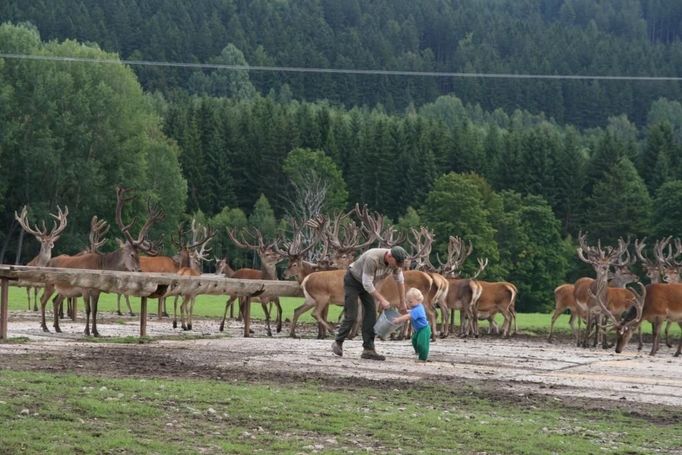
[348,248,405,293]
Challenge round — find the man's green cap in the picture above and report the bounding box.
[390,246,408,264]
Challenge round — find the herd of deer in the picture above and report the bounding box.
[14,195,518,341]
[549,234,682,357]
[14,190,681,357]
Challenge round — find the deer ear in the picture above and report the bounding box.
[116,238,125,248]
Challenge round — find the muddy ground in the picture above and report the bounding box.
[2,310,682,422]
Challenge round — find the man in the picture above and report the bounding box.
[331,245,408,360]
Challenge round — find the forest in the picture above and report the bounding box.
[2,1,682,312]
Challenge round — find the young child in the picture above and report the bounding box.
[393,287,431,362]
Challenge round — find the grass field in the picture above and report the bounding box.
[0,369,679,454]
[7,286,682,337]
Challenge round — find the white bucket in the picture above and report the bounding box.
[373,308,403,338]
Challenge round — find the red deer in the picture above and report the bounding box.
[14,205,68,310]
[574,235,637,348]
[613,283,679,356]
[117,223,198,318]
[400,226,449,340]
[39,187,162,336]
[547,284,586,343]
[221,227,283,337]
[173,221,215,331]
[419,235,488,338]
[469,280,517,337]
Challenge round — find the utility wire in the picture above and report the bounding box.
[1,52,681,81]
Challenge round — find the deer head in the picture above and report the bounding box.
[15,205,69,266]
[114,186,165,271]
[228,226,282,278]
[187,219,215,272]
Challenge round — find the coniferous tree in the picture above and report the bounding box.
[584,157,652,244]
[652,180,682,238]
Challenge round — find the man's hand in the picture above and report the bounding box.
[378,296,390,310]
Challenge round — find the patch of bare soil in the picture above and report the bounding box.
[2,312,682,423]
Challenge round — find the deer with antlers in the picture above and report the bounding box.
[434,236,490,338]
[221,226,284,337]
[574,234,638,348]
[14,205,69,311]
[398,226,450,340]
[172,220,215,331]
[38,187,162,336]
[613,282,679,356]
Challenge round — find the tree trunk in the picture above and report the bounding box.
[14,228,25,265]
[0,222,17,265]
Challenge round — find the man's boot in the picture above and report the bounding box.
[360,349,385,361]
[331,341,343,357]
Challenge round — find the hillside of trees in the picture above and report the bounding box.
[2,2,682,312]
[2,0,682,126]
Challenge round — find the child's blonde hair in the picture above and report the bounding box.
[406,287,423,304]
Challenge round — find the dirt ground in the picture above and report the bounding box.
[2,310,682,420]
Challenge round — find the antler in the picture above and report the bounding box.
[470,257,489,279]
[88,215,110,253]
[14,205,69,241]
[115,186,137,245]
[189,223,215,267]
[275,218,319,260]
[406,226,434,268]
[437,235,473,275]
[135,199,165,245]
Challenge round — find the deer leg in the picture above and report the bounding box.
[289,300,317,338]
[650,319,663,356]
[312,299,335,336]
[665,320,672,348]
[33,287,40,312]
[548,309,561,343]
[125,295,135,317]
[83,294,91,336]
[637,324,644,351]
[157,297,164,320]
[317,304,329,339]
[40,285,54,332]
[26,287,31,311]
[236,297,244,322]
[242,297,252,338]
[116,294,124,316]
[188,296,195,331]
[274,298,282,333]
[91,293,100,337]
[261,301,272,337]
[439,305,449,338]
[162,297,169,317]
[69,296,77,321]
[172,295,179,329]
[450,308,456,335]
[180,296,189,331]
[219,296,233,332]
[674,323,682,357]
[52,294,64,333]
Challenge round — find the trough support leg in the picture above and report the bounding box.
[0,278,8,339]
[140,296,148,338]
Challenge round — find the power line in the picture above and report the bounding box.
[1,52,681,82]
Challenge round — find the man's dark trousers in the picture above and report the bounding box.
[335,270,377,350]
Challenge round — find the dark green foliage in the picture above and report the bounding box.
[493,191,570,312]
[584,158,653,244]
[3,0,682,125]
[652,180,682,239]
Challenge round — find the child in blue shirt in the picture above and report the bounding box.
[393,287,431,362]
